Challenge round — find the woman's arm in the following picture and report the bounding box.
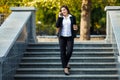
[56,17,63,28]
[72,16,78,30]
[56,28,60,34]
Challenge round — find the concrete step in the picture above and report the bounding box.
[19,62,117,68]
[21,57,116,62]
[26,47,113,52]
[24,52,114,57]
[28,43,112,47]
[14,74,118,80]
[14,42,119,80]
[16,68,118,74]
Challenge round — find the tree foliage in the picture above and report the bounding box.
[0,0,120,35]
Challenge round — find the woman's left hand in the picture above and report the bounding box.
[73,25,78,31]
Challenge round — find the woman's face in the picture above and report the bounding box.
[61,7,68,16]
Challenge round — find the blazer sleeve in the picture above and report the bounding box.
[56,17,63,28]
[72,15,76,25]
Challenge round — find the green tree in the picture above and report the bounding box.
[1,0,120,36]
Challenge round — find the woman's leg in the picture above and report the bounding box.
[59,36,67,68]
[66,37,74,66]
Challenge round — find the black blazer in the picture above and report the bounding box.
[56,15,77,38]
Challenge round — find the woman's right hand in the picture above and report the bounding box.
[59,12,63,17]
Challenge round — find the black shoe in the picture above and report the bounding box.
[67,66,71,69]
[64,72,70,75]
[64,68,70,75]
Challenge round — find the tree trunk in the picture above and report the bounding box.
[80,0,91,40]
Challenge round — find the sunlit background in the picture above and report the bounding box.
[0,0,120,35]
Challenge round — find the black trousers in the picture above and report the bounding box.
[59,36,74,68]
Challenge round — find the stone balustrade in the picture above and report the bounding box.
[0,7,36,80]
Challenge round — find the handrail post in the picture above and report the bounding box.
[10,7,37,43]
[105,6,120,80]
[105,6,120,43]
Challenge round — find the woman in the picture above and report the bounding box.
[56,5,78,75]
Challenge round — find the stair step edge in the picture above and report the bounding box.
[14,74,118,77]
[17,68,118,71]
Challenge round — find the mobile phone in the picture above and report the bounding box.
[60,12,63,16]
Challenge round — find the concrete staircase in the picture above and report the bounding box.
[14,42,119,80]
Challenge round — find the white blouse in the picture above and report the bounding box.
[61,14,72,37]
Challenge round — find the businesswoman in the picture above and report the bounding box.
[56,5,78,75]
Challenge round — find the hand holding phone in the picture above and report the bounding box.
[59,12,63,16]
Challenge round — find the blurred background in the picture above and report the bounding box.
[0,0,120,36]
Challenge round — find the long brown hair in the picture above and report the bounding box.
[60,5,70,14]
